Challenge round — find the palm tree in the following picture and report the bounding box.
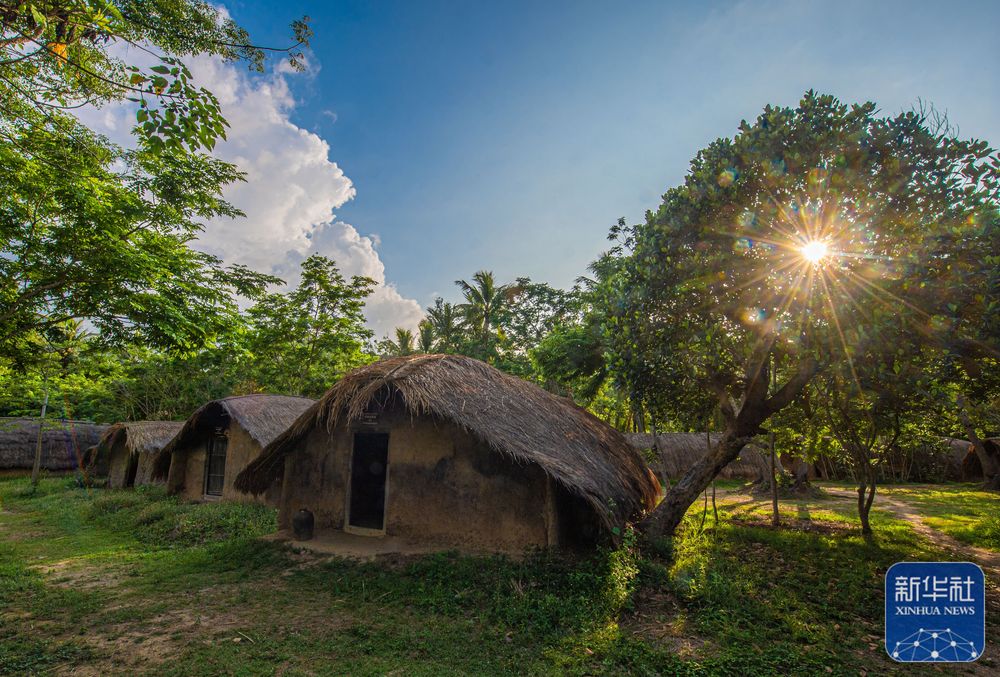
[454,271,522,355]
[426,298,459,352]
[385,327,414,356]
[417,320,435,353]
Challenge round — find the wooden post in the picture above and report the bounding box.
[30,385,50,488]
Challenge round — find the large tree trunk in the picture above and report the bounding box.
[641,429,753,540]
[640,354,818,541]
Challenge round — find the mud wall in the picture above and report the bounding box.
[278,408,556,552]
[107,442,131,488]
[168,424,275,504]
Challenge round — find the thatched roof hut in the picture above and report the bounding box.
[0,417,108,472]
[101,421,184,488]
[153,394,314,503]
[236,355,659,551]
[627,432,771,481]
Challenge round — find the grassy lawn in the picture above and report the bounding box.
[871,484,1000,552]
[1,477,996,675]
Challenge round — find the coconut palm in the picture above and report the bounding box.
[380,327,415,356]
[417,321,435,353]
[454,271,522,358]
[426,298,459,352]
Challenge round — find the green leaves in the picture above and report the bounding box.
[243,255,375,398]
[2,3,309,154]
[0,104,262,364]
[602,90,999,441]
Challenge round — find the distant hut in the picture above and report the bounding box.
[100,421,185,489]
[235,355,660,553]
[627,432,771,481]
[153,395,314,503]
[941,437,984,481]
[0,417,108,475]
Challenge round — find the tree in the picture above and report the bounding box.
[0,115,277,363]
[818,319,940,533]
[1,1,310,364]
[0,0,310,152]
[913,210,1000,488]
[425,298,460,352]
[606,92,999,540]
[454,270,521,361]
[417,320,435,353]
[246,255,374,398]
[379,328,415,357]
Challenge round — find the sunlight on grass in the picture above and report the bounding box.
[2,476,989,675]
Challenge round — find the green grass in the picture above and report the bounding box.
[875,484,1000,551]
[0,477,996,675]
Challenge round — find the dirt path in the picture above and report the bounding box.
[825,488,1000,577]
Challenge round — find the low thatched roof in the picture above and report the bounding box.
[0,417,108,471]
[627,432,771,480]
[152,394,314,479]
[99,421,185,457]
[236,354,660,533]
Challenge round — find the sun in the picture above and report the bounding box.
[800,240,830,265]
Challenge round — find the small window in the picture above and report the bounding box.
[204,434,228,497]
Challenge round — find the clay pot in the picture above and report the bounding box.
[292,508,314,541]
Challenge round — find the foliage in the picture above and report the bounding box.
[425,298,461,352]
[603,91,1000,536]
[0,108,279,364]
[0,0,310,152]
[453,270,523,362]
[245,254,374,398]
[378,327,415,357]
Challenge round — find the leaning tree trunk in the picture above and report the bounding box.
[641,429,753,540]
[640,352,818,541]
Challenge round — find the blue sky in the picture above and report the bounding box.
[219,0,1000,315]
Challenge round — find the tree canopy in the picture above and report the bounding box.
[605,91,999,537]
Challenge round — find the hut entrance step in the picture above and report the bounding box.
[347,433,389,533]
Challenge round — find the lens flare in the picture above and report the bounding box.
[800,240,829,265]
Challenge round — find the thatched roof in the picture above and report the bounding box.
[98,421,185,456]
[627,432,771,480]
[236,354,660,532]
[0,417,108,471]
[152,394,314,479]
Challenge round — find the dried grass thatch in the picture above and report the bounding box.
[152,394,314,479]
[99,421,185,457]
[627,432,771,481]
[0,417,108,471]
[236,354,660,533]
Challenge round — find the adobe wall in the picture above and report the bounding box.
[279,409,554,553]
[176,442,207,501]
[134,452,161,486]
[168,424,274,504]
[106,442,131,488]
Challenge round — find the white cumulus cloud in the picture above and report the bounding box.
[76,48,422,338]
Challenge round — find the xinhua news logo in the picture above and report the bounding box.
[885,561,985,662]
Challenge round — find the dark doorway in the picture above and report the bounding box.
[348,433,389,530]
[204,434,228,496]
[124,454,139,488]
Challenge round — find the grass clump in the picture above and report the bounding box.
[83,487,276,547]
